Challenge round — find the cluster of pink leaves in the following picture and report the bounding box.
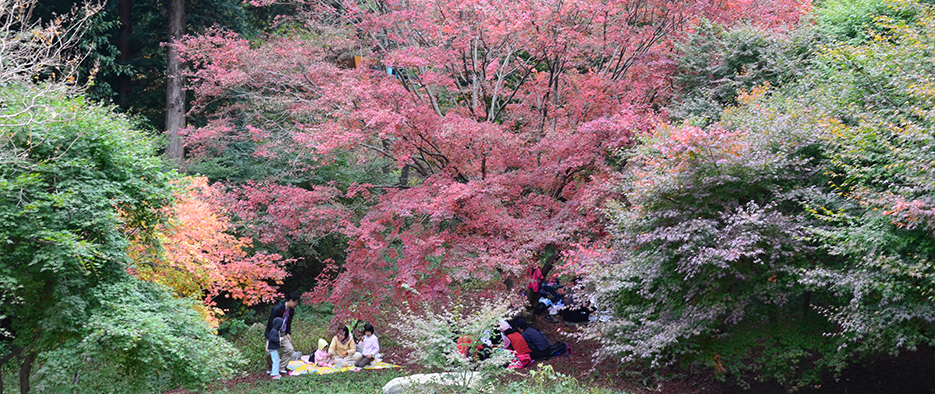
[884,197,935,233]
[177,0,809,321]
[709,0,811,30]
[220,181,350,249]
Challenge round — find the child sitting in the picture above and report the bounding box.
[314,338,332,367]
[355,323,380,368]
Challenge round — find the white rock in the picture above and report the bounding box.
[382,372,484,394]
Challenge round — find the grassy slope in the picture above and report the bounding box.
[213,369,404,394]
[203,309,626,394]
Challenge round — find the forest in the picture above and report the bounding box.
[2,0,935,392]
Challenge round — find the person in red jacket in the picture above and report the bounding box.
[501,323,533,368]
[504,327,531,355]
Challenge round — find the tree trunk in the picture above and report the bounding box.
[398,165,409,187]
[527,248,560,312]
[803,291,811,315]
[117,0,132,110]
[0,347,24,394]
[19,351,34,394]
[165,0,186,164]
[540,251,558,280]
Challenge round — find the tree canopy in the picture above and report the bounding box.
[0,83,242,392]
[8,0,935,391]
[578,0,935,387]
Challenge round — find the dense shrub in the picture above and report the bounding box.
[590,0,935,388]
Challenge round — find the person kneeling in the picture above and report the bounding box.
[329,325,362,368]
[355,323,380,368]
[515,318,567,360]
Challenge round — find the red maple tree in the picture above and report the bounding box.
[176,0,808,321]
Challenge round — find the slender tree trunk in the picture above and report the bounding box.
[803,291,811,315]
[398,165,409,187]
[117,0,132,109]
[0,347,23,394]
[19,351,34,394]
[165,0,186,164]
[540,250,558,280]
[72,368,80,394]
[527,248,560,311]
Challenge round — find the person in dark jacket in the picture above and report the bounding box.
[267,317,284,379]
[266,293,300,374]
[515,318,567,360]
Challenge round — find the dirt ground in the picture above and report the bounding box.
[490,316,935,394]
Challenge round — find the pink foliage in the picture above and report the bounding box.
[177,0,809,321]
[221,181,350,249]
[884,198,935,232]
[708,0,812,30]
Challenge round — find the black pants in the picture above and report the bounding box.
[529,342,567,360]
[561,307,591,323]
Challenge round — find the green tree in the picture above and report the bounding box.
[669,19,821,124]
[795,0,935,365]
[0,83,242,393]
[591,0,935,387]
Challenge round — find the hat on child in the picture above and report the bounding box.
[499,321,510,332]
[318,338,328,351]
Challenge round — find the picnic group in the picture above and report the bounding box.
[264,282,596,380]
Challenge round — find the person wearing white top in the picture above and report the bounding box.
[356,323,380,367]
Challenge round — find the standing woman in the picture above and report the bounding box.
[328,325,362,367]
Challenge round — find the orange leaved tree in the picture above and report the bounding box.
[128,176,290,325]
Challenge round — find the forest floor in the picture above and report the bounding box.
[529,317,935,394]
[173,315,935,393]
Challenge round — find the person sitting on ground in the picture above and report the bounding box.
[561,298,596,324]
[515,318,568,360]
[356,323,380,367]
[456,333,473,358]
[557,278,594,324]
[502,324,531,356]
[329,325,362,368]
[499,320,512,350]
[266,317,284,379]
[314,338,332,367]
[501,323,533,368]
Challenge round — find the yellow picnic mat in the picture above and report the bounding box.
[286,360,400,375]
